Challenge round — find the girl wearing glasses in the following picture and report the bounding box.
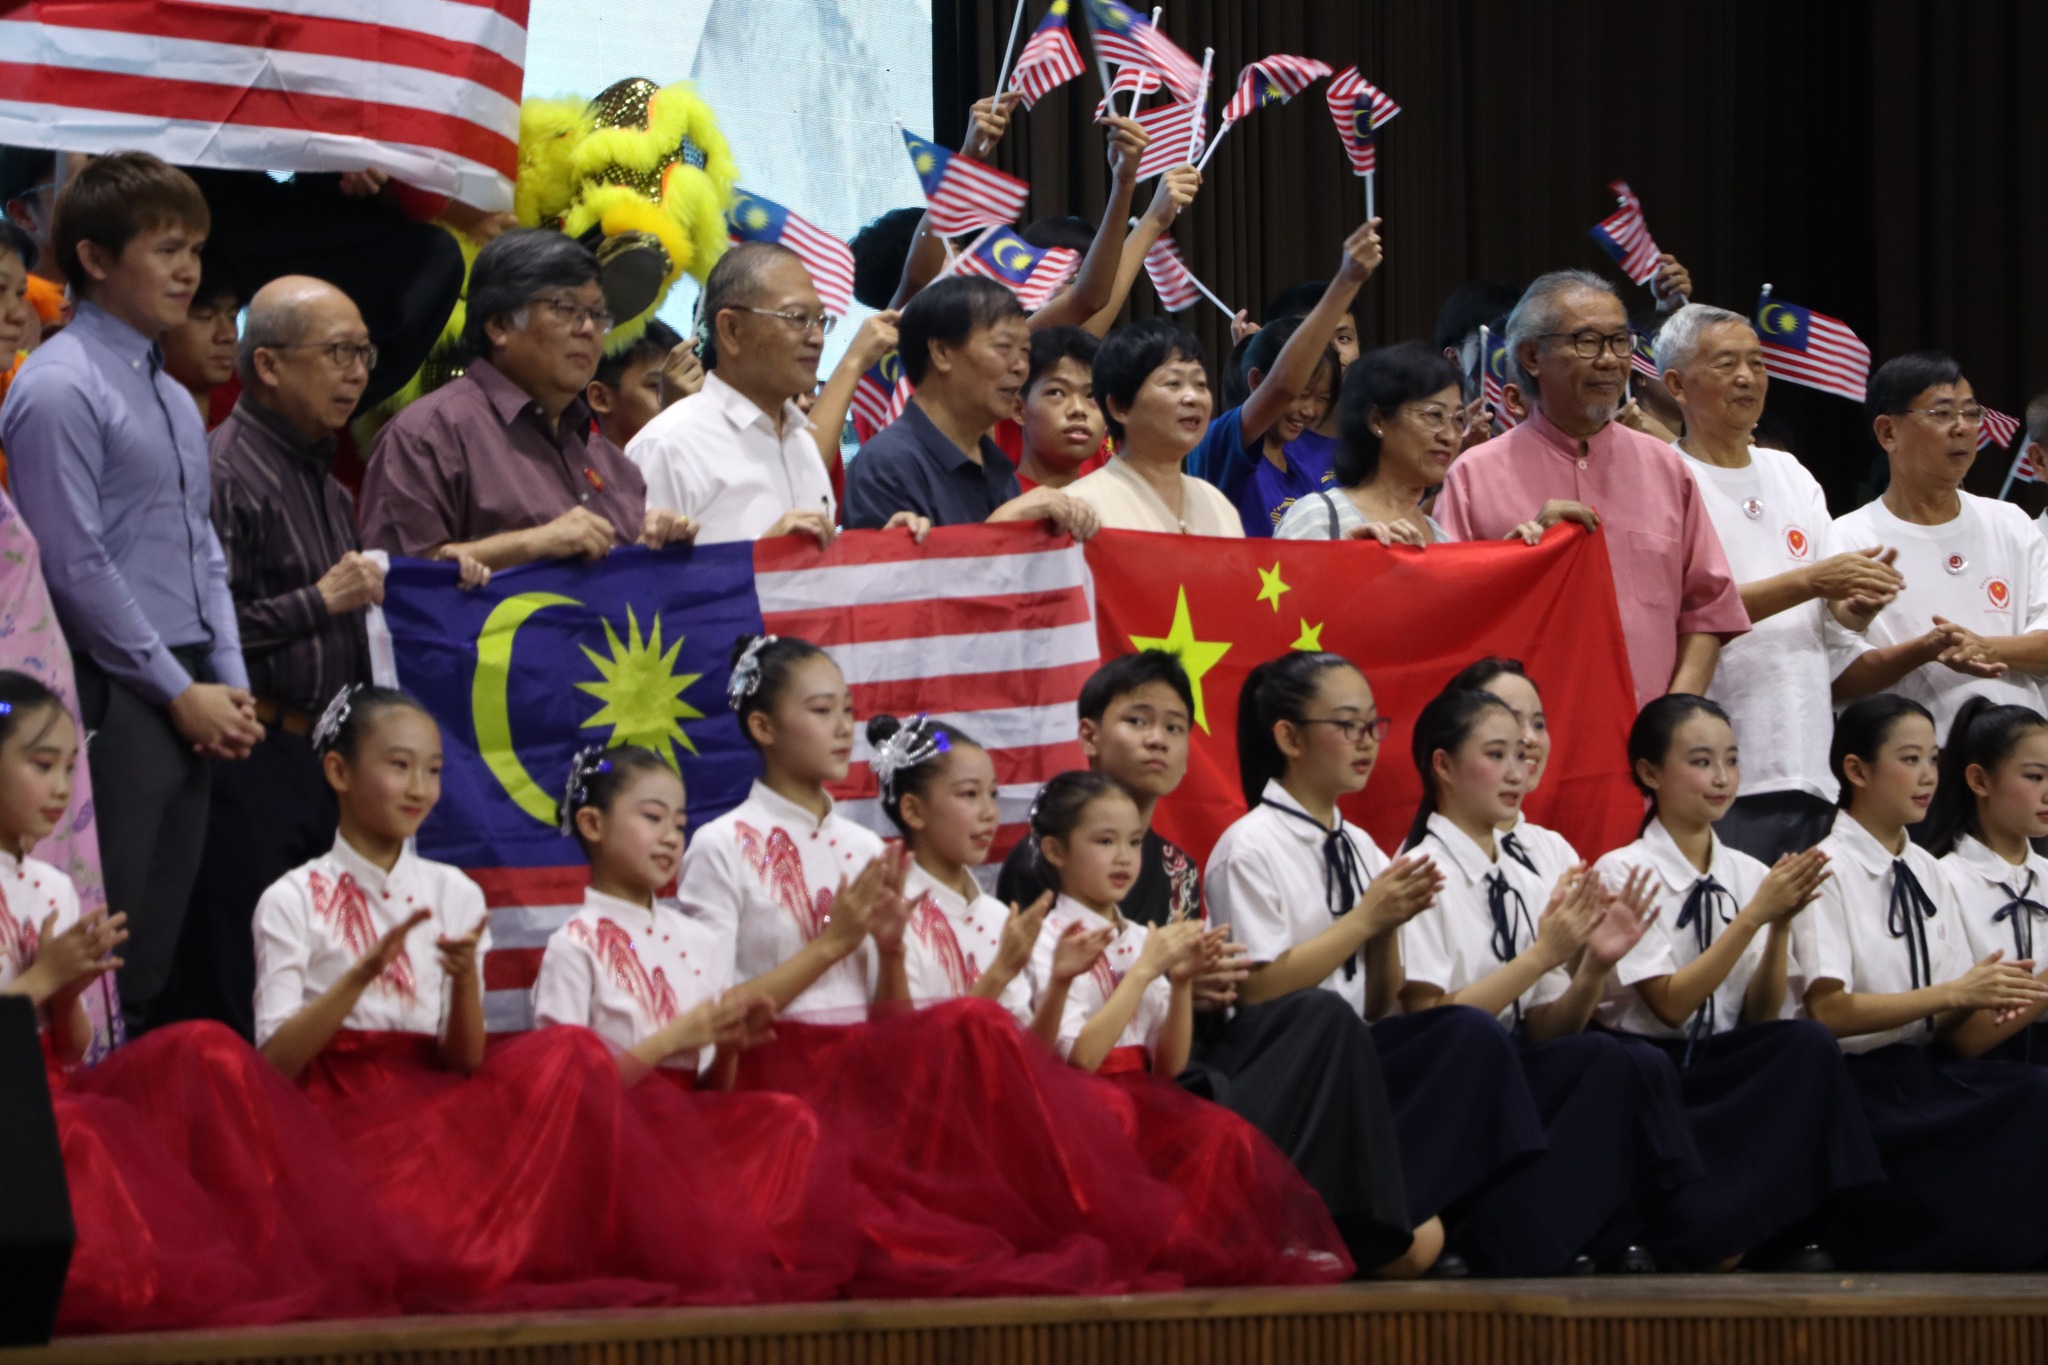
[1206,650,1548,1278]
[1274,342,1467,545]
[1589,695,1881,1272]
[1397,683,1699,1275]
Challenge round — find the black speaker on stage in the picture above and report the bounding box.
[0,994,73,1345]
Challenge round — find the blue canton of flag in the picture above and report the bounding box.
[380,546,764,874]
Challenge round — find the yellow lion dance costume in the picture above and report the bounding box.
[365,77,737,432]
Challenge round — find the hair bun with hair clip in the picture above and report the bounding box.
[311,683,364,753]
[872,713,950,801]
[559,744,614,836]
[726,634,779,709]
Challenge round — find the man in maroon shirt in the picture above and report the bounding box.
[360,230,695,568]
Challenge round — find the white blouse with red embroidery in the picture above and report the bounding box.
[1025,895,1169,1062]
[896,862,1031,1023]
[0,849,81,1015]
[532,887,732,1070]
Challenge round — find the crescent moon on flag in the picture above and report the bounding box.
[1759,302,1795,335]
[997,242,1036,271]
[473,591,582,825]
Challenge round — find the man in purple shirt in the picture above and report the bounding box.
[0,153,263,1032]
[360,230,696,569]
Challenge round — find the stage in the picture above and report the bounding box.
[12,1273,2048,1365]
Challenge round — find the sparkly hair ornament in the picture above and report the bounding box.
[727,634,778,709]
[559,744,614,836]
[873,714,951,801]
[311,683,366,754]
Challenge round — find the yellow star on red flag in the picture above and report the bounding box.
[1255,562,1290,612]
[1129,586,1232,733]
[1291,619,1325,652]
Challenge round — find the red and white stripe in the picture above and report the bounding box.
[851,367,912,444]
[1093,64,1163,113]
[1759,312,1871,404]
[1980,405,2022,452]
[926,155,1032,237]
[0,0,526,211]
[1218,54,1331,125]
[755,529,1096,880]
[1482,371,1519,430]
[2006,445,2042,486]
[1130,97,1205,180]
[1010,15,1086,109]
[1090,17,1204,101]
[776,212,856,319]
[1326,66,1400,177]
[1143,234,1202,312]
[957,245,1080,311]
[1594,181,1663,284]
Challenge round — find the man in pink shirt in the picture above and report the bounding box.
[1435,269,1749,707]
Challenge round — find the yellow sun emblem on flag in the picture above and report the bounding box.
[576,607,704,764]
[1051,0,1069,12]
[744,204,771,230]
[914,149,938,175]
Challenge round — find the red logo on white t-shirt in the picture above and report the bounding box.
[1785,526,1811,560]
[1988,578,2012,609]
[1947,553,1969,574]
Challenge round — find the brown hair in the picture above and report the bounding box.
[51,152,210,291]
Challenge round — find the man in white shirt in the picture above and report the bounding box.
[626,242,925,545]
[1659,304,1903,859]
[1833,352,2048,736]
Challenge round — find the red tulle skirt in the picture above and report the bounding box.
[736,997,1186,1296]
[52,1021,401,1333]
[301,1026,797,1310]
[1091,1047,1354,1286]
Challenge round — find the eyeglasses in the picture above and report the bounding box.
[1402,403,1474,435]
[530,294,614,334]
[1536,329,1637,360]
[1905,404,1986,428]
[728,305,837,337]
[267,340,380,371]
[1302,716,1393,744]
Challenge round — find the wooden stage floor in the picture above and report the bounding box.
[12,1273,2048,1365]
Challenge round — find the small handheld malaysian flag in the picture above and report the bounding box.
[1219,55,1332,124]
[852,351,913,444]
[1143,234,1214,313]
[1325,66,1400,177]
[1481,327,1519,430]
[955,227,1080,310]
[901,127,1032,236]
[1589,181,1663,285]
[1980,405,2021,452]
[1631,331,1661,384]
[1082,0,1204,99]
[726,189,856,317]
[1753,287,1871,403]
[1009,1,1086,109]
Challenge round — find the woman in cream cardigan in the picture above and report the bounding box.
[1066,320,1242,537]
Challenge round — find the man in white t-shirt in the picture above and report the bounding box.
[1660,304,1904,859]
[625,242,927,545]
[1833,352,2048,737]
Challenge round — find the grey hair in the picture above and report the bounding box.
[1503,268,1617,390]
[235,290,310,385]
[701,240,802,332]
[461,228,598,358]
[1653,302,1754,384]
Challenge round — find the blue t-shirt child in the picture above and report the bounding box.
[1185,407,1338,537]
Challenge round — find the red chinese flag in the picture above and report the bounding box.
[1084,526,1643,867]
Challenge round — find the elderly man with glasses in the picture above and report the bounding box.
[1435,269,1749,708]
[1831,352,2048,738]
[626,241,927,545]
[361,229,696,570]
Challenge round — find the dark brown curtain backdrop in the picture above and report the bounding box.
[932,0,2048,513]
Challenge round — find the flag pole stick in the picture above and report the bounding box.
[934,228,992,283]
[993,0,1029,100]
[1126,9,1162,118]
[1477,322,1490,402]
[1364,169,1375,222]
[1195,118,1233,172]
[2000,450,2023,502]
[1184,48,1213,163]
[1190,272,1234,320]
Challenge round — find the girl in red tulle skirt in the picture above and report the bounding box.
[677,636,1184,1296]
[254,684,774,1311]
[532,742,858,1299]
[0,671,400,1333]
[1022,770,1355,1285]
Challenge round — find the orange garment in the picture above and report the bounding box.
[26,273,66,328]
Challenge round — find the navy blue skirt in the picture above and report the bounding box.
[1633,1020,1883,1268]
[1185,989,1414,1270]
[1451,1028,1702,1276]
[1371,1005,1545,1227]
[1829,1043,2048,1271]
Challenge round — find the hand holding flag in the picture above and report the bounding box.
[1588,181,1664,285]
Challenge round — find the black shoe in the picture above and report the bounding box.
[1425,1251,1471,1280]
[1757,1242,1835,1273]
[1565,1253,1597,1276]
[1604,1245,1657,1274]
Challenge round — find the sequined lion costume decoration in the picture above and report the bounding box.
[364,77,736,428]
